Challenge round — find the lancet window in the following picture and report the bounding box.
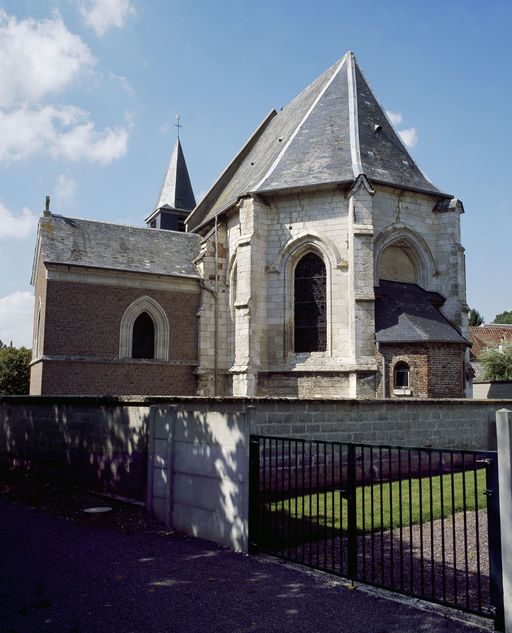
[294,252,327,352]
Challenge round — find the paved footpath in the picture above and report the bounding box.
[0,498,491,633]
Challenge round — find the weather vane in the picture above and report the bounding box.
[175,113,182,139]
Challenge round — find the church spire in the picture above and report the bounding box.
[146,135,196,232]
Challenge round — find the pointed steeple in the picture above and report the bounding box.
[146,138,196,232]
[188,52,450,232]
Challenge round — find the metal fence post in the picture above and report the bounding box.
[496,409,512,633]
[248,435,261,554]
[347,443,357,584]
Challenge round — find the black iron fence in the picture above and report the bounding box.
[249,435,504,628]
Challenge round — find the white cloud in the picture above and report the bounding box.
[386,110,403,126]
[0,105,129,165]
[0,10,94,108]
[80,0,135,36]
[0,202,38,239]
[54,173,77,205]
[398,127,418,149]
[0,290,34,348]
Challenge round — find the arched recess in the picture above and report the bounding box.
[119,296,169,361]
[373,226,436,289]
[280,234,335,356]
[279,231,342,274]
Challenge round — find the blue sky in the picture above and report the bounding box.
[0,0,510,347]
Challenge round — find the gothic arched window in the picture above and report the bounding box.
[294,252,327,352]
[132,312,155,359]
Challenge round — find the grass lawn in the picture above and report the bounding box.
[269,468,487,533]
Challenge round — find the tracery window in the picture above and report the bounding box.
[393,361,410,391]
[132,311,155,359]
[294,252,327,352]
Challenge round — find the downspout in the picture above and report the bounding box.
[377,340,386,398]
[214,216,219,396]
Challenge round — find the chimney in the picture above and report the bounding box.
[44,195,51,217]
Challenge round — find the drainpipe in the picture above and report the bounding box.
[377,341,386,398]
[214,215,219,396]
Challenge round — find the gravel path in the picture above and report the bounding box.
[271,509,493,617]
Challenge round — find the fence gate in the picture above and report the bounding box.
[249,435,504,629]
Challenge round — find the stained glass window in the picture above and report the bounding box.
[294,252,327,352]
[132,312,155,359]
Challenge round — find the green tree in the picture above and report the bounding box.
[468,308,484,326]
[493,310,512,324]
[479,342,512,381]
[0,346,32,395]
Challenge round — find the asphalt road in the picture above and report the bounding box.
[0,498,492,633]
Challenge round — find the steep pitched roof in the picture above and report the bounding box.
[375,280,467,345]
[32,214,201,281]
[153,138,196,214]
[188,52,449,231]
[469,325,512,358]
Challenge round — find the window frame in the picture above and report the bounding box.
[119,296,169,361]
[393,361,411,395]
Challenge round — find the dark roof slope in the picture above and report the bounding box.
[375,280,467,345]
[187,52,448,231]
[34,214,201,279]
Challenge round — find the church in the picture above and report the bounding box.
[29,52,470,399]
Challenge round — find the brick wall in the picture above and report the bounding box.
[37,361,195,396]
[428,343,464,398]
[378,343,465,398]
[31,274,200,396]
[43,281,198,360]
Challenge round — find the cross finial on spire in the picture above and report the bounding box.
[175,113,182,139]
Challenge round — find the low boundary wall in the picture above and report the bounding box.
[1,396,510,548]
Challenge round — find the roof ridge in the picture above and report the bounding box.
[47,214,200,237]
[253,53,349,191]
[187,109,277,231]
[347,52,362,178]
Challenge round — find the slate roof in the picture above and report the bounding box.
[375,280,467,345]
[151,138,196,218]
[187,52,449,231]
[469,325,512,358]
[33,214,201,280]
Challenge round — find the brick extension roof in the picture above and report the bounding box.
[33,214,201,281]
[375,280,468,345]
[187,52,450,231]
[469,325,512,358]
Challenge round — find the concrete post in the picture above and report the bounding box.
[241,404,255,553]
[496,408,512,632]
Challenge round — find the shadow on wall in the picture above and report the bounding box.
[148,404,250,552]
[0,397,149,501]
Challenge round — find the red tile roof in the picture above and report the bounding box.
[469,325,512,358]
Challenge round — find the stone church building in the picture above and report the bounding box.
[30,52,470,399]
